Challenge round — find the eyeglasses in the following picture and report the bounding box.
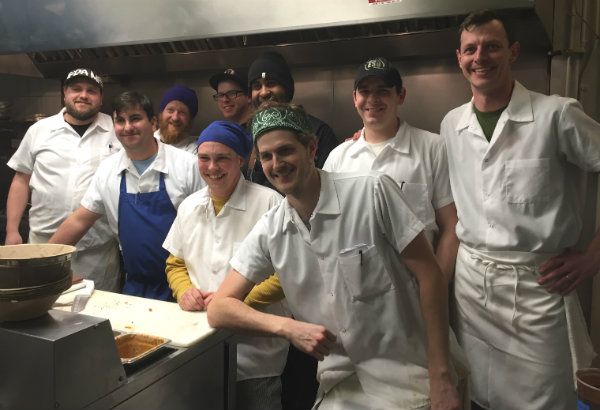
[212,90,245,101]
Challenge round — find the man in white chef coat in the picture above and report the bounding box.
[442,9,600,410]
[208,101,465,410]
[154,85,199,154]
[246,51,341,409]
[50,91,204,301]
[5,68,123,291]
[162,120,289,410]
[323,57,459,282]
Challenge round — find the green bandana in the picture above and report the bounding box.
[251,107,312,141]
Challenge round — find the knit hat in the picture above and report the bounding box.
[197,121,252,158]
[248,52,294,101]
[159,85,199,118]
[354,57,403,90]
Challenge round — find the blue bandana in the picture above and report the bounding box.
[197,121,252,158]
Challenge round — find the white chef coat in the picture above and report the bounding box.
[154,129,197,155]
[163,175,289,381]
[7,109,123,290]
[323,120,453,244]
[441,81,600,409]
[441,81,600,253]
[81,140,204,238]
[231,170,461,409]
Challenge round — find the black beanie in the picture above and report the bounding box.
[247,52,295,101]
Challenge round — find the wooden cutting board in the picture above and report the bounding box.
[76,290,215,347]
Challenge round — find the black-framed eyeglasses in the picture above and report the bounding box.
[212,90,245,101]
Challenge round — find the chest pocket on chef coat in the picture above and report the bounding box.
[338,245,393,301]
[504,158,550,203]
[399,182,429,222]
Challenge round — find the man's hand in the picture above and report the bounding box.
[344,129,361,142]
[429,375,461,410]
[283,320,336,361]
[538,248,600,295]
[179,288,214,311]
[4,231,23,245]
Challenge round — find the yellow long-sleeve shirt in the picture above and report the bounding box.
[165,253,194,302]
[244,273,285,308]
[166,253,286,307]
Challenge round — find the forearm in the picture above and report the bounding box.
[401,233,453,378]
[418,272,453,379]
[434,203,459,283]
[165,254,195,302]
[6,172,31,235]
[435,231,459,284]
[48,207,100,246]
[209,295,292,338]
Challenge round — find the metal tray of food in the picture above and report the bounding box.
[115,332,171,364]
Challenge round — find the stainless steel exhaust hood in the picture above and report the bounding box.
[0,0,544,79]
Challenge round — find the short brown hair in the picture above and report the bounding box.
[458,10,515,48]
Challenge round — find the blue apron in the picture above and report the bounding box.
[118,170,176,301]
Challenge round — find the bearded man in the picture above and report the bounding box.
[155,84,199,154]
[5,67,123,291]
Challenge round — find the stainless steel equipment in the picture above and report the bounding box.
[0,309,235,410]
[0,310,126,409]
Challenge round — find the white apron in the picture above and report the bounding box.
[454,244,596,410]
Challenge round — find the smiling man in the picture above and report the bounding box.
[244,52,339,192]
[324,57,459,282]
[208,101,465,410]
[162,121,289,409]
[50,91,204,301]
[442,10,600,410]
[6,68,123,291]
[210,69,251,126]
[155,85,199,154]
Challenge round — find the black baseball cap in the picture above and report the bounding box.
[209,68,248,92]
[354,57,402,90]
[64,68,103,89]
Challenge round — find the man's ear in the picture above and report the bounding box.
[509,41,521,63]
[456,49,463,69]
[308,138,317,161]
[397,87,406,105]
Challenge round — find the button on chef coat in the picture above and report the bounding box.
[163,175,289,381]
[323,120,453,244]
[8,109,120,249]
[81,140,204,239]
[441,81,600,253]
[231,170,453,409]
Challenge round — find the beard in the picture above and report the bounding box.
[252,93,280,110]
[64,101,99,122]
[158,114,193,145]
